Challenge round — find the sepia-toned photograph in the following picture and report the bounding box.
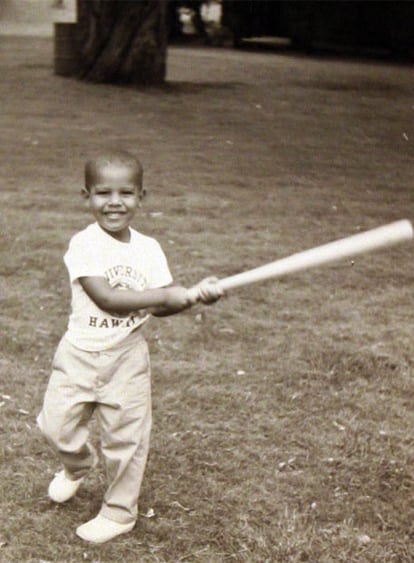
[0,1,413,560]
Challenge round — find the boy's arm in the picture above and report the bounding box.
[79,276,193,317]
[148,283,186,317]
[79,276,223,318]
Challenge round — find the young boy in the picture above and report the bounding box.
[37,151,222,544]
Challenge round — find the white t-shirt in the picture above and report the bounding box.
[63,223,173,351]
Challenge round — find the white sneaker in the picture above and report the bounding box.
[76,514,135,543]
[48,470,85,503]
[48,445,98,503]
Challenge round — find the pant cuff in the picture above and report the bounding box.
[99,504,137,525]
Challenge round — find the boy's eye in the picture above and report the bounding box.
[91,187,138,198]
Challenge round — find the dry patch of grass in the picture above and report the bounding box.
[0,37,414,561]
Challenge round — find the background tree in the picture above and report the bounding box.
[76,0,168,85]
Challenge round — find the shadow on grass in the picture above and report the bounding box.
[161,80,244,95]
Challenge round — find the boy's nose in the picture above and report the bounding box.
[108,192,122,205]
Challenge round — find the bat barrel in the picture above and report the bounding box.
[217,219,413,292]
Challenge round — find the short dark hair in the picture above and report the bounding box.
[84,152,143,191]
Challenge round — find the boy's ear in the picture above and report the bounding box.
[81,187,90,200]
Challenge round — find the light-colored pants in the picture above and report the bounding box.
[37,331,151,524]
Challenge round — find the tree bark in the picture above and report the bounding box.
[76,0,168,85]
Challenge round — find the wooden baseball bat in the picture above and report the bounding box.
[188,219,413,301]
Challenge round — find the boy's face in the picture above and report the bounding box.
[84,162,143,242]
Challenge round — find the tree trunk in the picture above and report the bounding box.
[76,0,167,85]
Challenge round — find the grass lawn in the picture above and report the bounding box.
[0,36,413,562]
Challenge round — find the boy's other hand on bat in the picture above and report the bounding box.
[188,277,224,305]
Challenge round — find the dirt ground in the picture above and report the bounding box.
[1,34,414,562]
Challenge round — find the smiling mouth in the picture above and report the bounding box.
[105,211,126,217]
